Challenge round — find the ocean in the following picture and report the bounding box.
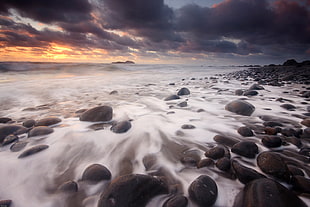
[0,62,309,207]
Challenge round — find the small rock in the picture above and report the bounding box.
[263,121,283,127]
[213,135,239,147]
[243,90,258,96]
[2,134,18,146]
[58,180,78,193]
[163,195,188,207]
[178,101,187,107]
[261,136,282,148]
[111,121,132,133]
[35,117,61,126]
[249,84,264,90]
[197,158,214,168]
[109,90,118,95]
[177,88,190,96]
[233,178,307,207]
[181,124,195,129]
[232,160,265,184]
[0,125,27,143]
[264,127,279,135]
[231,141,259,158]
[0,117,12,123]
[188,175,218,207]
[205,147,225,159]
[281,128,297,137]
[257,152,290,181]
[18,145,49,158]
[301,118,310,127]
[28,126,54,137]
[10,141,28,152]
[79,106,113,122]
[216,157,231,171]
[237,126,254,137]
[235,89,244,96]
[0,200,12,207]
[280,104,296,111]
[82,164,111,182]
[225,100,255,116]
[22,119,36,128]
[98,174,168,207]
[164,95,180,101]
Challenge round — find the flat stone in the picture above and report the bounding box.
[35,117,61,126]
[28,126,54,137]
[22,119,36,128]
[18,145,49,158]
[164,95,181,101]
[2,134,18,146]
[10,141,28,152]
[280,104,296,111]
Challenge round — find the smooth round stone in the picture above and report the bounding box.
[213,135,239,147]
[233,178,307,207]
[216,157,231,171]
[261,136,282,148]
[111,121,132,133]
[22,119,36,128]
[82,164,111,182]
[205,147,225,159]
[257,152,290,181]
[18,145,49,158]
[231,141,259,158]
[178,101,187,107]
[163,195,188,207]
[235,89,244,96]
[243,90,258,96]
[164,95,180,101]
[188,175,218,207]
[280,104,296,111]
[98,174,168,207]
[35,117,61,126]
[79,106,113,122]
[28,126,54,137]
[177,87,190,96]
[232,160,265,184]
[58,180,78,193]
[225,100,255,116]
[249,84,264,90]
[237,126,254,137]
[301,118,310,127]
[197,158,214,168]
[181,124,195,129]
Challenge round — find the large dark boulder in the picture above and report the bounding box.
[0,125,27,143]
[257,152,290,181]
[82,164,111,182]
[225,100,255,116]
[98,174,168,207]
[35,117,61,126]
[80,106,113,122]
[233,178,307,207]
[188,175,218,207]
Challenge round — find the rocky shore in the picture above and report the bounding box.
[0,64,309,207]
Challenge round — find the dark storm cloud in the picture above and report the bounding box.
[0,0,92,23]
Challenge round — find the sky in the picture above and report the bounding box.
[0,0,309,65]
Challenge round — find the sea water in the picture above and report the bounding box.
[0,62,309,207]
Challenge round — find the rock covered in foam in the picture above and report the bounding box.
[97,174,168,207]
[225,100,255,116]
[79,106,113,122]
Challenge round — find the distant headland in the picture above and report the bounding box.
[112,60,135,64]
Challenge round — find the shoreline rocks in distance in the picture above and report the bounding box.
[112,61,135,64]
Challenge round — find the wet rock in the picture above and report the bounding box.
[257,152,290,181]
[287,165,304,176]
[233,178,307,207]
[10,141,28,152]
[205,147,225,159]
[301,118,310,127]
[181,124,195,129]
[0,125,27,143]
[163,195,188,207]
[79,106,113,122]
[232,160,265,184]
[231,141,259,158]
[197,158,214,168]
[28,126,54,137]
[299,147,310,157]
[249,84,264,90]
[237,126,254,137]
[35,117,61,126]
[88,123,110,131]
[281,128,297,137]
[0,117,12,123]
[109,90,118,95]
[291,175,310,194]
[18,145,49,158]
[243,90,258,96]
[213,135,239,147]
[177,101,187,107]
[301,127,310,138]
[284,137,302,148]
[225,100,255,116]
[2,134,18,146]
[22,119,35,128]
[82,164,111,182]
[264,127,280,135]
[263,121,283,127]
[261,136,282,148]
[111,121,132,133]
[235,89,244,96]
[216,157,231,171]
[164,95,180,101]
[280,104,296,111]
[98,174,169,207]
[143,154,158,170]
[188,175,218,207]
[177,87,190,96]
[58,180,78,193]
[0,200,12,207]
